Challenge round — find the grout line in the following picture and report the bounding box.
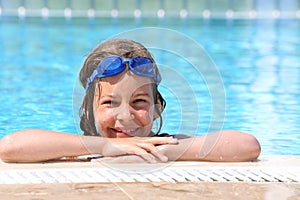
[112,182,135,200]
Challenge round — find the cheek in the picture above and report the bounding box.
[94,108,115,129]
[137,109,154,126]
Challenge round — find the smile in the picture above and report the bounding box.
[112,127,138,137]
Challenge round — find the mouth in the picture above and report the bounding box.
[111,127,138,138]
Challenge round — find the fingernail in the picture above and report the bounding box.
[161,155,168,162]
[171,138,178,144]
[150,159,157,164]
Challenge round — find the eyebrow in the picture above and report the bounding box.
[99,94,117,99]
[132,93,151,98]
[99,93,151,100]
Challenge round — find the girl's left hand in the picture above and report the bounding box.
[101,137,178,163]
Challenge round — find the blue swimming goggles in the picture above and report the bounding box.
[85,55,161,91]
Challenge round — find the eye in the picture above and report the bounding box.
[133,99,147,104]
[102,100,119,106]
[131,98,150,110]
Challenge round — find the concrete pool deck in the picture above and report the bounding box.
[0,156,299,199]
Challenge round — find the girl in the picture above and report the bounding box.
[0,39,261,163]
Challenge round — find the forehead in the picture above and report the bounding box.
[97,70,153,96]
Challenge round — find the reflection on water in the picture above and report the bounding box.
[0,18,299,155]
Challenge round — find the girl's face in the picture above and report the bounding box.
[93,70,157,138]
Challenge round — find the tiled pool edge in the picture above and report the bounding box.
[0,156,299,184]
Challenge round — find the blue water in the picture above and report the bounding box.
[0,17,300,155]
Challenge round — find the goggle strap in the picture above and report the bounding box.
[85,69,99,91]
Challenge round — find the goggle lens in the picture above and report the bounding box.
[85,56,160,91]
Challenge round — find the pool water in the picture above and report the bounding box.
[0,17,299,155]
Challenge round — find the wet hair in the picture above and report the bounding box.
[79,39,166,136]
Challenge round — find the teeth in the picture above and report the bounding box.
[115,128,136,134]
[121,129,135,134]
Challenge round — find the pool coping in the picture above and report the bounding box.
[0,155,299,184]
[0,156,300,200]
[0,155,300,167]
[1,155,299,169]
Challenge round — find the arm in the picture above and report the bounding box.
[91,130,261,163]
[0,129,87,162]
[159,130,261,162]
[0,129,177,163]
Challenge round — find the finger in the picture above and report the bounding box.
[116,155,148,163]
[145,137,178,145]
[136,142,168,162]
[130,147,157,163]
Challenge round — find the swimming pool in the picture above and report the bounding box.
[0,17,299,156]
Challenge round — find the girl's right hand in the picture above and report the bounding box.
[101,137,178,163]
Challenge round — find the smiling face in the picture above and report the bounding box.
[93,69,157,138]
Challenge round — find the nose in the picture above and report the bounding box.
[114,102,134,122]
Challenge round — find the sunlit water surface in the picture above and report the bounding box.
[0,17,299,155]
